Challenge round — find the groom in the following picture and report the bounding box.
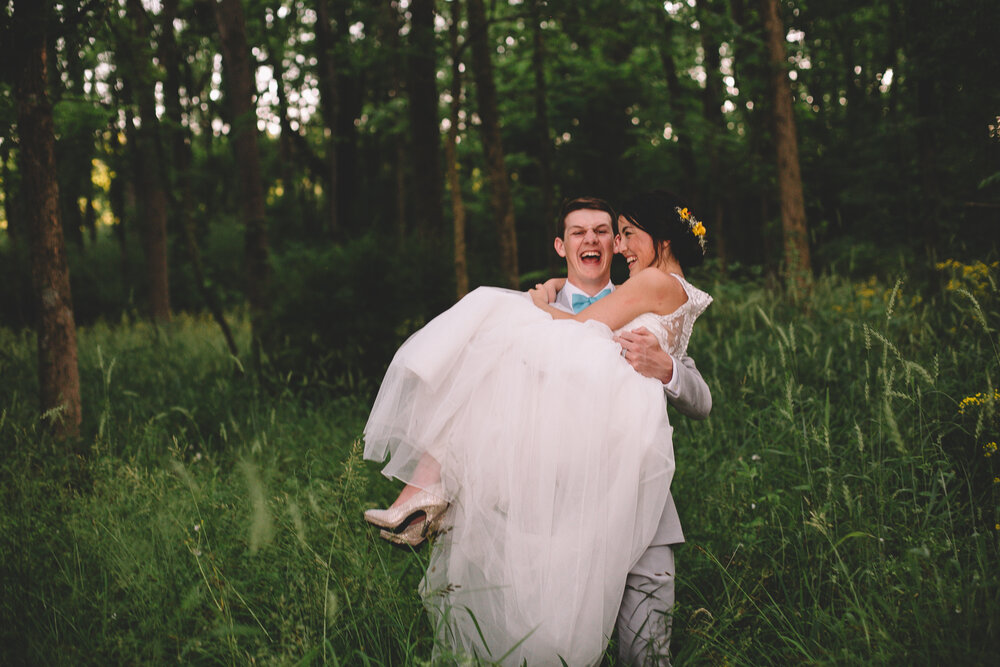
[551,197,712,665]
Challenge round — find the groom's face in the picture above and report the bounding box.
[554,209,615,291]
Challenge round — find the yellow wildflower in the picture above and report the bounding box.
[936,258,998,293]
[984,442,998,458]
[958,390,1000,414]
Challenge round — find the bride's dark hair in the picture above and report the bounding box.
[617,190,706,270]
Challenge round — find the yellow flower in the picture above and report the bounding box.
[958,390,1000,414]
[679,207,691,220]
[692,221,706,237]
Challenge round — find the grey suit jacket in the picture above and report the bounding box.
[654,354,711,545]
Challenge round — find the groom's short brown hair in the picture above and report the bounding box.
[556,197,617,238]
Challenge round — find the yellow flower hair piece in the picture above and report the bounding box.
[675,206,707,254]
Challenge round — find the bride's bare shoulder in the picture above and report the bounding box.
[630,267,684,292]
[626,268,687,313]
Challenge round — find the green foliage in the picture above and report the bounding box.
[0,312,431,665]
[265,232,454,389]
[666,263,1000,665]
[0,218,250,329]
[2,270,999,664]
[3,0,1000,658]
[52,97,112,141]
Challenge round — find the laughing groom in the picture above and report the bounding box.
[549,196,712,665]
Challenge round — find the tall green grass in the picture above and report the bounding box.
[668,264,999,665]
[1,313,431,665]
[1,264,997,665]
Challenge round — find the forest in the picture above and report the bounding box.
[1,0,999,664]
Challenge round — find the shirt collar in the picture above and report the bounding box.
[563,279,614,299]
[555,279,615,312]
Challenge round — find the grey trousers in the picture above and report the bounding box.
[615,544,676,666]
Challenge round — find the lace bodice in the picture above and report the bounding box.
[614,274,712,358]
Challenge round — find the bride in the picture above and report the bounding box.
[363,191,711,665]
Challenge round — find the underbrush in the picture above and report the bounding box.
[0,313,429,665]
[1,263,997,665]
[668,262,999,665]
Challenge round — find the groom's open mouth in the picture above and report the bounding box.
[580,250,602,266]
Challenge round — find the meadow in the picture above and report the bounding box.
[1,262,997,665]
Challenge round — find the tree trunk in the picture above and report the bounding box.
[213,0,272,361]
[161,0,239,357]
[407,0,444,238]
[261,9,325,229]
[11,0,82,439]
[267,49,299,207]
[657,11,699,200]
[395,141,408,245]
[124,0,172,322]
[1,143,22,247]
[906,0,942,265]
[467,0,519,288]
[377,1,408,241]
[106,121,130,285]
[760,0,811,291]
[729,0,773,270]
[57,38,87,248]
[314,0,340,237]
[445,0,469,298]
[529,0,556,271]
[262,2,306,226]
[83,195,96,243]
[695,0,729,271]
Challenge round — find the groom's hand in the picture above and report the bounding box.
[615,327,674,384]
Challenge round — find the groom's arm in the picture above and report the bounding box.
[664,355,712,420]
[616,327,711,420]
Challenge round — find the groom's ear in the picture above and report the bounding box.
[553,236,567,258]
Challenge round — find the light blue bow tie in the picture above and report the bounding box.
[571,288,611,313]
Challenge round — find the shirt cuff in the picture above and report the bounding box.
[663,354,681,398]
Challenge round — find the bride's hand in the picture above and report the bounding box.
[545,278,565,302]
[529,286,550,308]
[537,278,564,303]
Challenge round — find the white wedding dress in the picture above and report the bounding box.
[364,275,711,666]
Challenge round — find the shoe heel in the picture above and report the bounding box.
[363,488,449,531]
[379,523,426,548]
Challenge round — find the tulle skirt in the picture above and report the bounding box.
[364,287,674,666]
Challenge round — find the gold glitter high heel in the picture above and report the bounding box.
[378,505,449,547]
[363,488,449,532]
[379,523,426,547]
